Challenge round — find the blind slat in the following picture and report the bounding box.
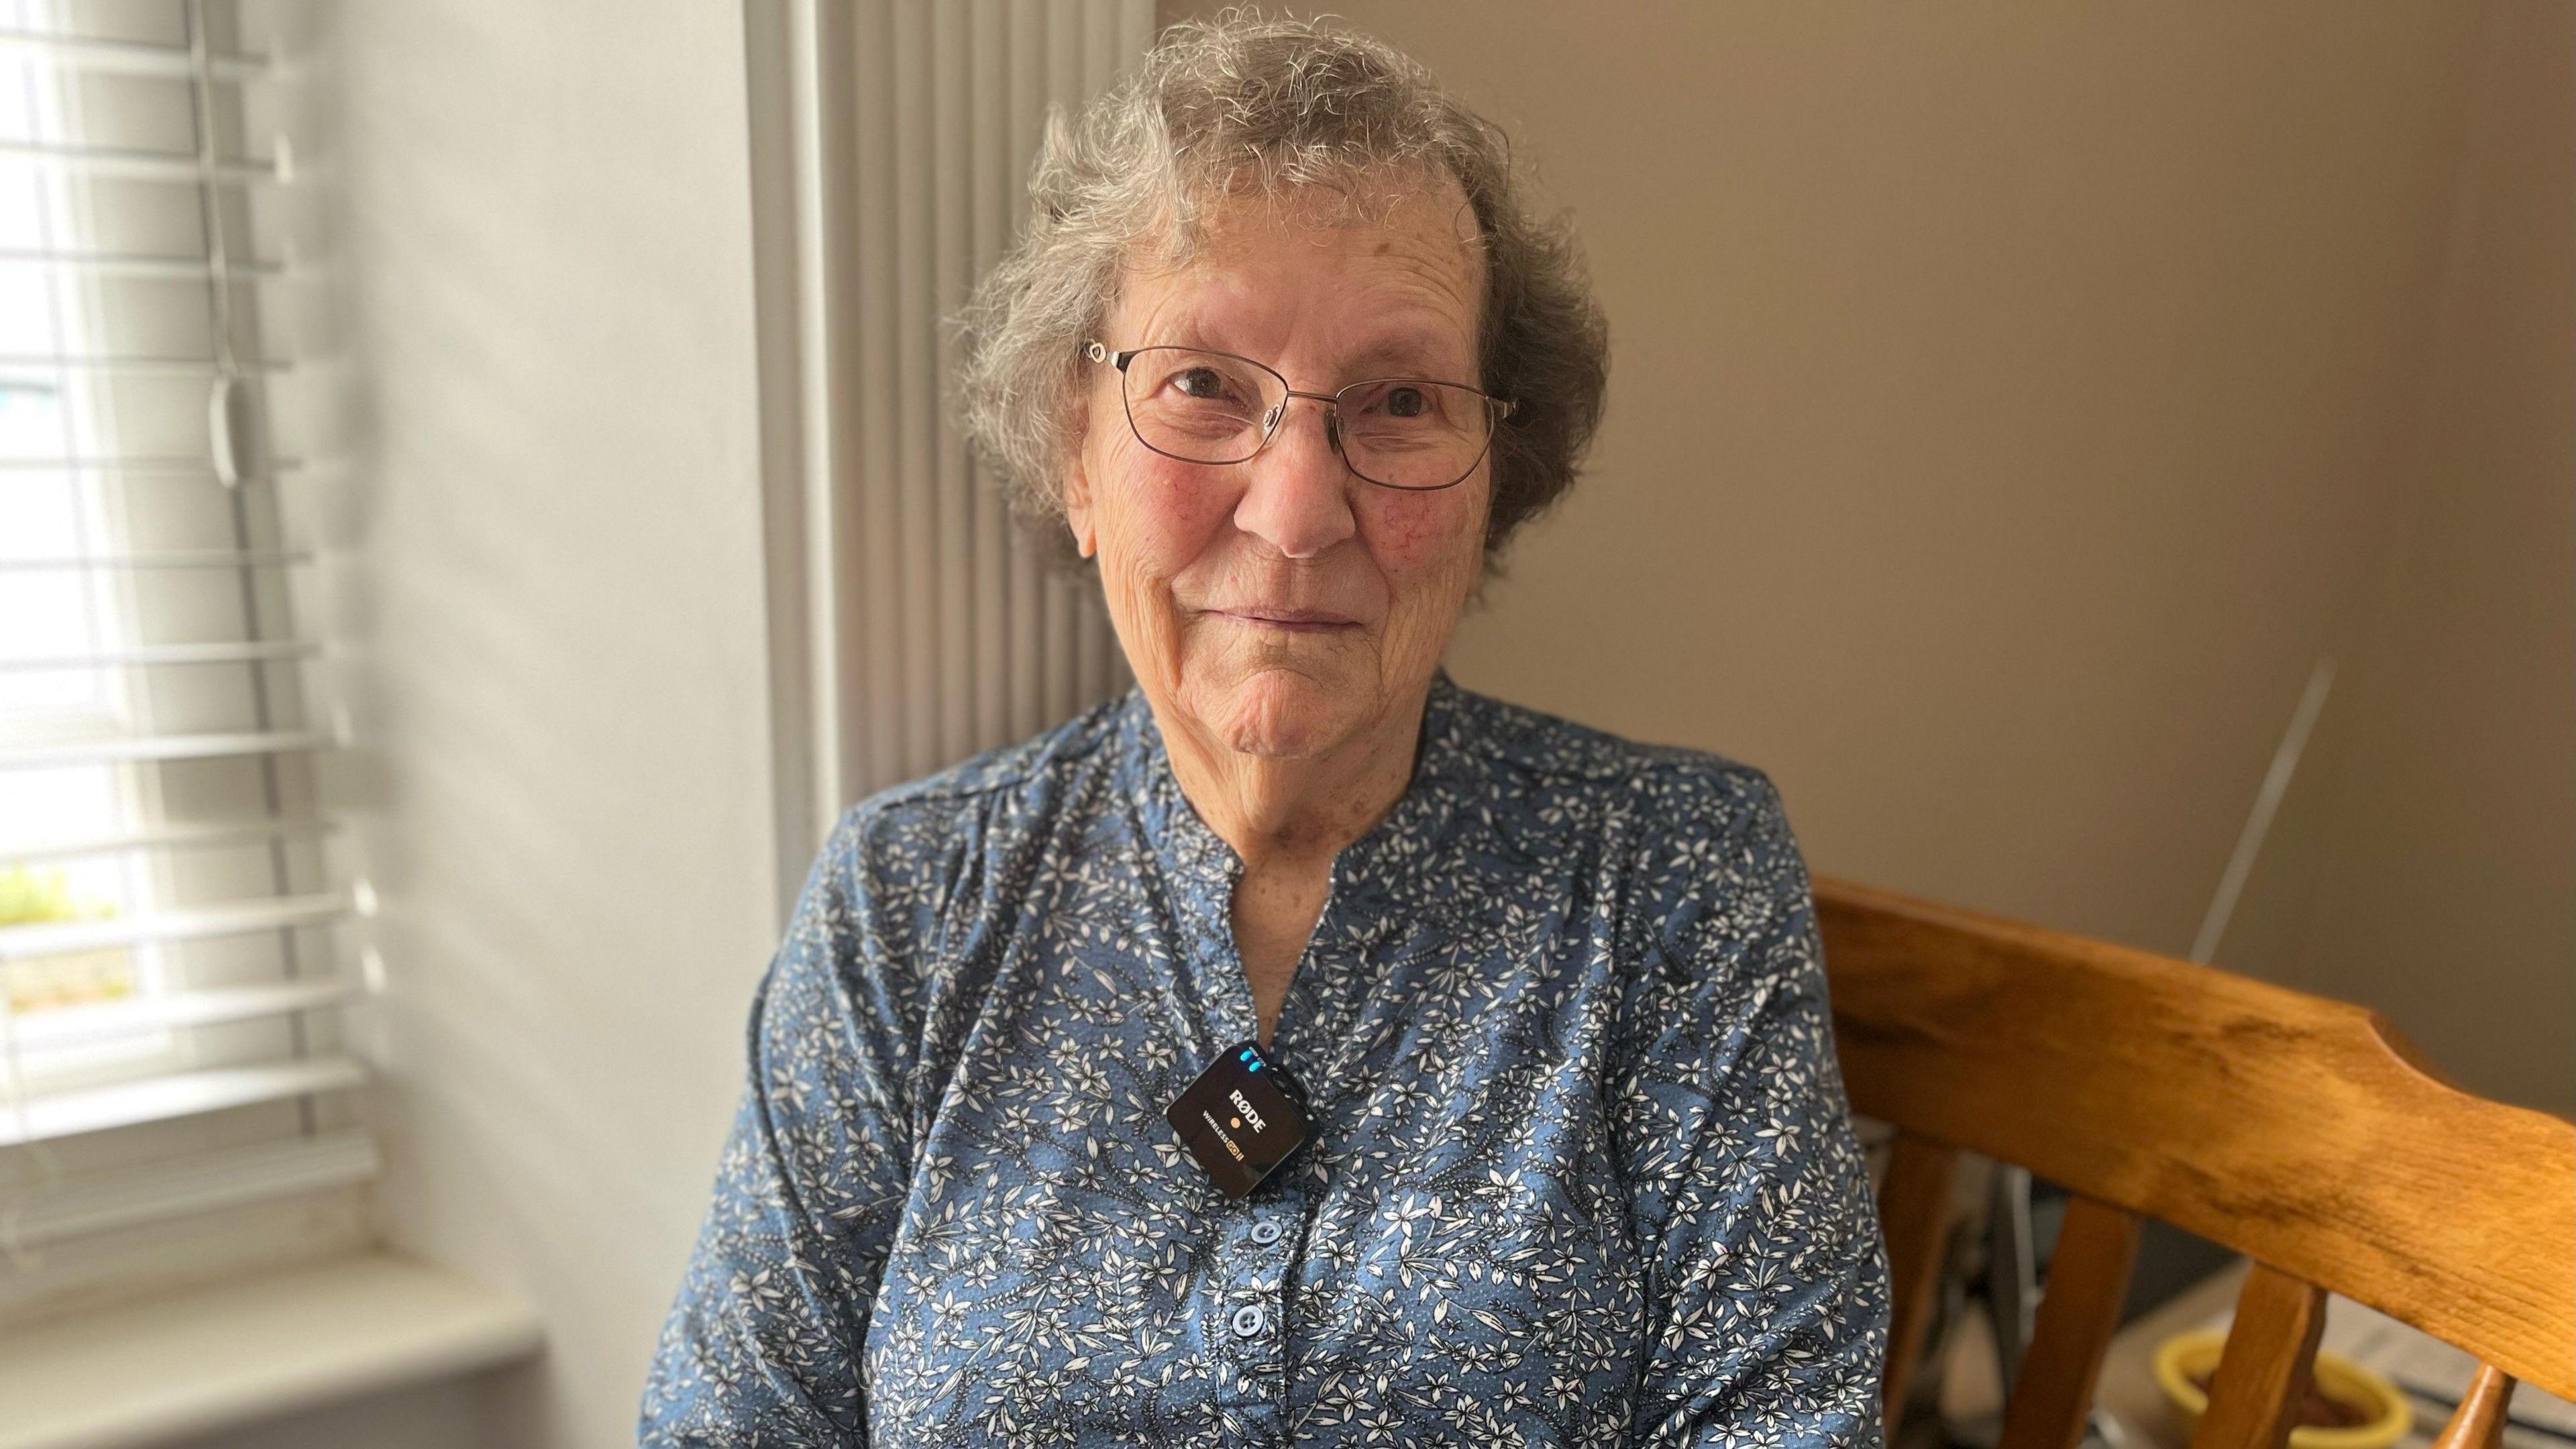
[0,890,350,961]
[0,30,268,81]
[0,353,292,375]
[0,455,304,474]
[5,977,358,1051]
[0,1057,368,1148]
[0,729,332,771]
[2,1131,377,1251]
[0,549,312,571]
[0,639,319,671]
[0,246,282,278]
[0,816,334,864]
[0,138,283,184]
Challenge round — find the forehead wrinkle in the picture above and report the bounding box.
[1115,189,1484,378]
[1337,331,1462,379]
[1140,172,1482,276]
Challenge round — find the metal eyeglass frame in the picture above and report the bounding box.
[1085,340,1516,492]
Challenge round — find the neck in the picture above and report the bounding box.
[1152,680,1432,874]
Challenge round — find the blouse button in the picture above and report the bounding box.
[1248,1218,1282,1245]
[1230,1303,1265,1338]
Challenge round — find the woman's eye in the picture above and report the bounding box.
[1175,367,1230,400]
[1383,386,1430,419]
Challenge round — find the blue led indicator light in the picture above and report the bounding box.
[1238,1049,1254,1061]
[1248,1061,1261,1071]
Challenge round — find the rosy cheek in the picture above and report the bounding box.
[1099,445,1237,572]
[1362,484,1486,577]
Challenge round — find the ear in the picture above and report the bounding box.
[1062,463,1098,560]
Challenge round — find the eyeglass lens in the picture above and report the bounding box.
[1118,347,1496,490]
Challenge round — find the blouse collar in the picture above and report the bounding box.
[1118,667,1474,954]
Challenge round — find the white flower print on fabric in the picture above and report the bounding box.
[639,669,1890,1448]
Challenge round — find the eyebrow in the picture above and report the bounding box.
[1339,336,1469,379]
[1140,321,1474,382]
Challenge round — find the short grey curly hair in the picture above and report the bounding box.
[955,8,1609,570]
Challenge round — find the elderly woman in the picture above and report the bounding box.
[643,14,1888,1447]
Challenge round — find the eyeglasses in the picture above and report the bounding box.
[1085,341,1514,492]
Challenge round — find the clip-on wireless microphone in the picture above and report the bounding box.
[1165,1038,1311,1198]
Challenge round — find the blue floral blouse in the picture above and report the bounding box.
[639,669,1890,1447]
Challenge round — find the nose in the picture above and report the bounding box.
[1232,396,1356,560]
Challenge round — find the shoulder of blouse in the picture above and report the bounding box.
[812,690,1135,869]
[1438,687,1819,1095]
[1442,686,1813,982]
[1440,681,1797,857]
[769,692,1136,994]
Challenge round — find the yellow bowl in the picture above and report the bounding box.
[2153,1330,2414,1449]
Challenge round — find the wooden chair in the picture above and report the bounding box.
[1814,876,2576,1449]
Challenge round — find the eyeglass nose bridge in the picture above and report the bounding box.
[1258,387,1348,460]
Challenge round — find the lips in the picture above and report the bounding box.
[1212,606,1358,631]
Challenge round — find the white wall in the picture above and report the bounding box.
[227,3,782,1444]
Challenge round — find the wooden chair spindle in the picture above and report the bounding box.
[2428,1364,2520,1449]
[1994,1195,2143,1449]
[2192,1263,2328,1449]
[1876,1132,1960,1430]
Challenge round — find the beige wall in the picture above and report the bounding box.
[2230,0,2574,1114]
[1168,2,2572,1112]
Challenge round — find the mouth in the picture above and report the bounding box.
[1209,606,1360,633]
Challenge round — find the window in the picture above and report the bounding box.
[3,19,165,1079]
[0,0,372,1322]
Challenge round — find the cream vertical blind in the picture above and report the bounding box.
[0,0,374,1267]
[751,0,1150,894]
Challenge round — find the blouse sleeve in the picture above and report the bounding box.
[637,810,927,1447]
[1612,766,1892,1449]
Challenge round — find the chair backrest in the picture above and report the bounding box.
[1814,876,2575,1449]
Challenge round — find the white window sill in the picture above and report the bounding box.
[0,1252,544,1449]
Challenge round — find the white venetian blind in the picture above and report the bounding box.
[0,0,373,1305]
[753,0,1149,884]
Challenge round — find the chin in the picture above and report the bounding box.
[1201,665,1362,759]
